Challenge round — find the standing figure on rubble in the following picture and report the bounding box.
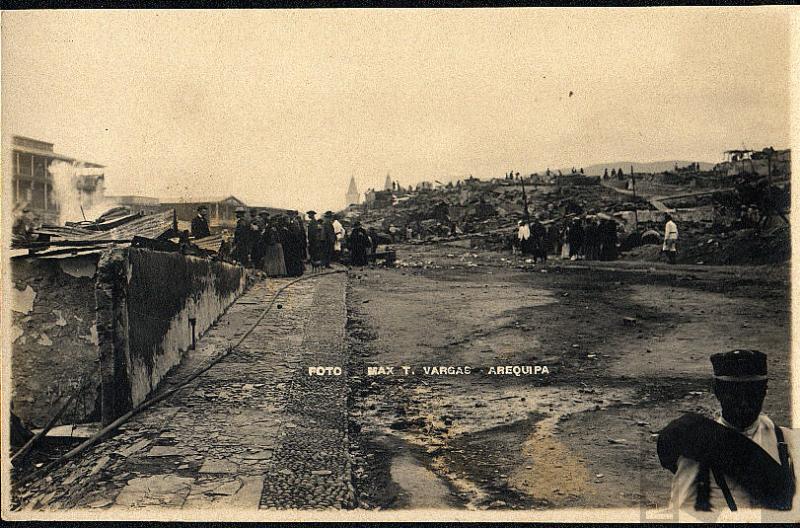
[601,219,618,261]
[321,211,336,268]
[232,207,251,266]
[568,218,584,260]
[531,217,547,263]
[348,221,372,267]
[284,214,306,277]
[663,214,679,264]
[584,218,599,260]
[191,205,211,239]
[368,227,380,255]
[332,214,345,262]
[517,219,532,256]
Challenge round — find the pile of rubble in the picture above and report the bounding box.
[13,206,229,262]
[350,175,652,245]
[349,170,790,266]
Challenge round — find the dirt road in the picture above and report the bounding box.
[345,242,790,510]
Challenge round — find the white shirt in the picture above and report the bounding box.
[517,224,531,241]
[670,414,799,512]
[332,219,345,250]
[665,220,678,240]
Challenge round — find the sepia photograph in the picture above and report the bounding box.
[1,6,797,522]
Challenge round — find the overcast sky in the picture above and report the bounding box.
[2,8,793,212]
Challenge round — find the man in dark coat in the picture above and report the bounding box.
[251,212,269,269]
[306,211,322,263]
[191,205,212,239]
[348,221,372,267]
[321,211,336,268]
[285,215,306,276]
[531,218,547,263]
[232,207,251,266]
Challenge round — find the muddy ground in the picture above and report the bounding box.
[345,242,791,510]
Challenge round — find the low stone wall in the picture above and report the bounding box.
[123,248,247,408]
[11,248,248,427]
[10,254,102,428]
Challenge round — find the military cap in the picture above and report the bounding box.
[324,211,333,218]
[235,207,245,213]
[306,210,317,216]
[710,349,767,382]
[259,210,270,216]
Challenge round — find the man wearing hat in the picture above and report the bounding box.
[231,207,250,266]
[306,211,322,265]
[12,206,37,246]
[191,205,211,239]
[321,211,336,268]
[658,350,797,512]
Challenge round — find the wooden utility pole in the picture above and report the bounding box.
[518,172,530,219]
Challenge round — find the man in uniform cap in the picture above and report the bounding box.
[658,350,797,512]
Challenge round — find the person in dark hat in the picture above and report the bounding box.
[191,205,211,239]
[231,207,250,266]
[306,211,322,265]
[348,220,371,267]
[12,206,37,247]
[658,350,797,512]
[321,211,336,268]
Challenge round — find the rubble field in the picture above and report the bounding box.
[345,243,790,510]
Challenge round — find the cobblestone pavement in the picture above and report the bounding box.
[12,272,353,511]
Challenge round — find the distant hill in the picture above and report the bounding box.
[548,160,717,176]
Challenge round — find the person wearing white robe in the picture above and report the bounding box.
[332,217,345,260]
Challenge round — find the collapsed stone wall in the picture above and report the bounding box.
[10,255,102,428]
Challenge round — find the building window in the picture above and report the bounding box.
[17,152,32,176]
[31,181,46,210]
[34,156,47,179]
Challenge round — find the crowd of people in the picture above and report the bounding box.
[193,206,379,276]
[513,215,621,262]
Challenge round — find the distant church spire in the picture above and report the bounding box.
[346,176,360,206]
[384,172,393,191]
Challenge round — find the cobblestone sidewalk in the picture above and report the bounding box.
[12,272,352,511]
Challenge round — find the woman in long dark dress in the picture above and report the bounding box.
[262,219,287,277]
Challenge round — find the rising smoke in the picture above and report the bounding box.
[48,160,116,224]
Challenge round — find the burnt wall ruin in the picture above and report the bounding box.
[11,248,248,428]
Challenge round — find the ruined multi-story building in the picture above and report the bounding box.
[8,135,106,224]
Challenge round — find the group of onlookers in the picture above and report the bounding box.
[190,206,380,276]
[513,215,621,262]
